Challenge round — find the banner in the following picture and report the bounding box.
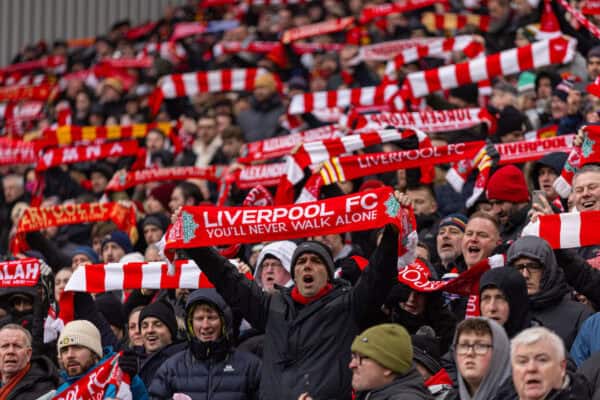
[165,186,402,248]
[0,259,40,287]
[521,211,600,249]
[106,165,226,192]
[0,138,38,166]
[238,125,341,163]
[35,140,140,172]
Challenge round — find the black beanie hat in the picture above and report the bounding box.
[139,300,178,339]
[290,241,335,280]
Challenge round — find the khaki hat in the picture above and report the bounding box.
[254,73,277,92]
[351,324,413,375]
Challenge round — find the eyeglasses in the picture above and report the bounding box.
[512,261,544,274]
[351,353,370,365]
[456,343,493,356]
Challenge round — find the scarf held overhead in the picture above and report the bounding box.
[403,37,576,98]
[64,259,253,293]
[521,211,600,249]
[165,186,403,248]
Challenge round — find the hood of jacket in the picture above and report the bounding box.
[185,288,233,360]
[479,267,532,338]
[254,240,296,289]
[530,152,568,190]
[455,318,511,400]
[506,236,570,310]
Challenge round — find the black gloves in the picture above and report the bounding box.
[119,349,139,377]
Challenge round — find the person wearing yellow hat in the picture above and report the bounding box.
[349,324,433,399]
[237,72,285,142]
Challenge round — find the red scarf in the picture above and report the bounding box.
[0,363,30,400]
[291,284,333,304]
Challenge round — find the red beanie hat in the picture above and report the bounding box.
[486,165,530,203]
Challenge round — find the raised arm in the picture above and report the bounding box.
[351,224,399,325]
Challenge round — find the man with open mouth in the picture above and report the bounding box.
[184,203,401,399]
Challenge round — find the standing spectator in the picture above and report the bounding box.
[435,214,467,276]
[184,216,400,399]
[237,73,285,142]
[149,289,261,399]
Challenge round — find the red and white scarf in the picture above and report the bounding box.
[343,108,496,134]
[0,55,64,76]
[0,259,40,287]
[421,12,491,33]
[52,353,131,400]
[36,140,141,171]
[0,137,37,166]
[522,211,600,249]
[281,17,354,43]
[140,41,187,64]
[359,0,444,24]
[275,128,433,204]
[0,83,56,102]
[357,37,450,61]
[166,186,403,248]
[99,56,154,69]
[106,165,226,192]
[170,22,207,42]
[235,162,287,189]
[238,125,341,163]
[63,259,252,293]
[150,68,268,115]
[213,41,344,57]
[320,141,483,185]
[1,73,47,88]
[554,126,600,198]
[384,37,484,77]
[557,0,600,39]
[403,37,576,98]
[288,84,402,115]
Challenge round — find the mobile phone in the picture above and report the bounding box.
[532,190,547,207]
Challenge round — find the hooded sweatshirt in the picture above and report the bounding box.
[455,318,511,400]
[507,236,593,349]
[479,267,534,338]
[253,240,296,289]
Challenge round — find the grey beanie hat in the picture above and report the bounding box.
[290,241,335,280]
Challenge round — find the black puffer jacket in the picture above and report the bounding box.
[355,367,433,400]
[4,356,59,400]
[148,289,261,400]
[186,225,399,400]
[507,236,594,349]
[138,340,187,388]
